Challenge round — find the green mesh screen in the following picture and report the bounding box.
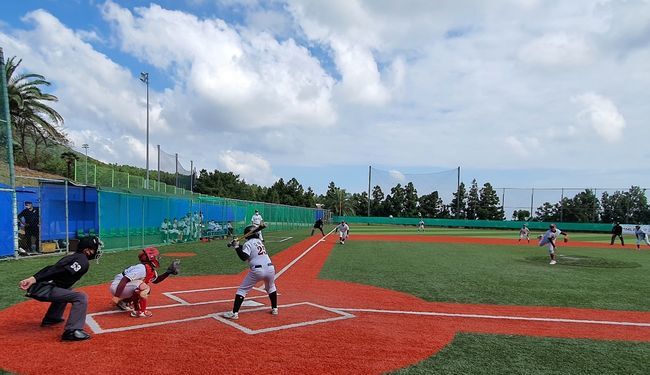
[0,48,14,187]
[99,190,320,251]
[333,216,612,232]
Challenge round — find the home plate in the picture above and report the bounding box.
[213,302,355,335]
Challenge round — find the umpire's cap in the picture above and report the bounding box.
[77,236,100,251]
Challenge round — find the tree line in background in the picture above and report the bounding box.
[5,55,649,224]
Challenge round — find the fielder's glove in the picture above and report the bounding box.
[167,259,181,275]
[563,237,569,243]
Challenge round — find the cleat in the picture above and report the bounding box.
[549,260,557,265]
[62,329,91,341]
[223,311,239,320]
[130,310,153,318]
[117,300,133,311]
[41,318,65,327]
[270,308,278,316]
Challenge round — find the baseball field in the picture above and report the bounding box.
[0,225,648,374]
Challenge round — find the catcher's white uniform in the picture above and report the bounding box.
[236,237,276,297]
[109,264,156,298]
[251,211,264,241]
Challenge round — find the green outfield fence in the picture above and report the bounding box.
[97,188,323,251]
[75,161,194,196]
[333,216,613,232]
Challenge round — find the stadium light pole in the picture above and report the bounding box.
[82,144,89,184]
[140,72,150,189]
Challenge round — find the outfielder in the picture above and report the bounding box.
[223,225,278,320]
[634,225,650,250]
[418,220,425,232]
[109,247,180,317]
[538,224,568,265]
[518,224,530,243]
[336,221,350,244]
[251,209,265,242]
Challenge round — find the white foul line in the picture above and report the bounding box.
[274,228,336,280]
[336,308,650,328]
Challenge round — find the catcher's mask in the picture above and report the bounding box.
[139,247,161,268]
[244,225,260,240]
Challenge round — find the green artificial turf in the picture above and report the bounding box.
[319,240,650,311]
[391,333,650,375]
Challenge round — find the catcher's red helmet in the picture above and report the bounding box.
[139,247,161,268]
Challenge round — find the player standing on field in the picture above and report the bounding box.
[518,224,530,243]
[538,224,568,265]
[634,225,650,250]
[418,220,425,232]
[223,225,278,320]
[251,209,265,242]
[336,221,350,244]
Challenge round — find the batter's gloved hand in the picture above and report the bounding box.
[229,239,239,248]
[167,259,181,275]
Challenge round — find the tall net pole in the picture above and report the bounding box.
[367,165,371,217]
[0,47,18,257]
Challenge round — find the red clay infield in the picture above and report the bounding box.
[0,235,648,375]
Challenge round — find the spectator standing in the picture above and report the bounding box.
[18,201,40,253]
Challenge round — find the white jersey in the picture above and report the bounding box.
[541,228,562,242]
[635,228,647,239]
[519,227,530,235]
[251,213,263,226]
[242,238,271,268]
[337,223,350,235]
[111,264,150,285]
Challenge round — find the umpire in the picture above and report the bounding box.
[19,236,102,341]
[311,218,325,236]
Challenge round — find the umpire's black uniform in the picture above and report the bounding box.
[24,236,100,341]
[311,218,325,236]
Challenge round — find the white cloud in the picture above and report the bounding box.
[572,92,626,142]
[217,150,276,186]
[388,170,406,183]
[506,136,541,157]
[518,32,595,67]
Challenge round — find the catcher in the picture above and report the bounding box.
[109,247,180,317]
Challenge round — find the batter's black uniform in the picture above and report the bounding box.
[30,252,90,335]
[311,218,325,236]
[610,223,624,246]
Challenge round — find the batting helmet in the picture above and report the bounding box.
[243,225,260,240]
[139,247,161,268]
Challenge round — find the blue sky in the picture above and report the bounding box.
[1,0,649,211]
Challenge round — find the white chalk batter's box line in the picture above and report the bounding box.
[86,299,354,335]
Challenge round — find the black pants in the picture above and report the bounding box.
[43,287,88,331]
[311,227,324,236]
[610,234,624,245]
[24,227,39,251]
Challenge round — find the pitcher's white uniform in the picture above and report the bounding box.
[336,222,350,244]
[236,238,276,297]
[251,211,264,242]
[538,227,562,253]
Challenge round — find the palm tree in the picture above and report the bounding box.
[60,151,79,179]
[5,56,67,168]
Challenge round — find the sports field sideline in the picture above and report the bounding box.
[0,225,647,374]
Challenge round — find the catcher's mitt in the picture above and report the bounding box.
[167,259,181,275]
[563,237,569,243]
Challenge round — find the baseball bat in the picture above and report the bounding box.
[227,224,267,247]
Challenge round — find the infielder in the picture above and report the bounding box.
[634,225,650,250]
[336,221,350,244]
[418,220,425,232]
[538,224,568,265]
[109,247,180,317]
[223,225,278,320]
[251,209,265,242]
[518,224,530,243]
